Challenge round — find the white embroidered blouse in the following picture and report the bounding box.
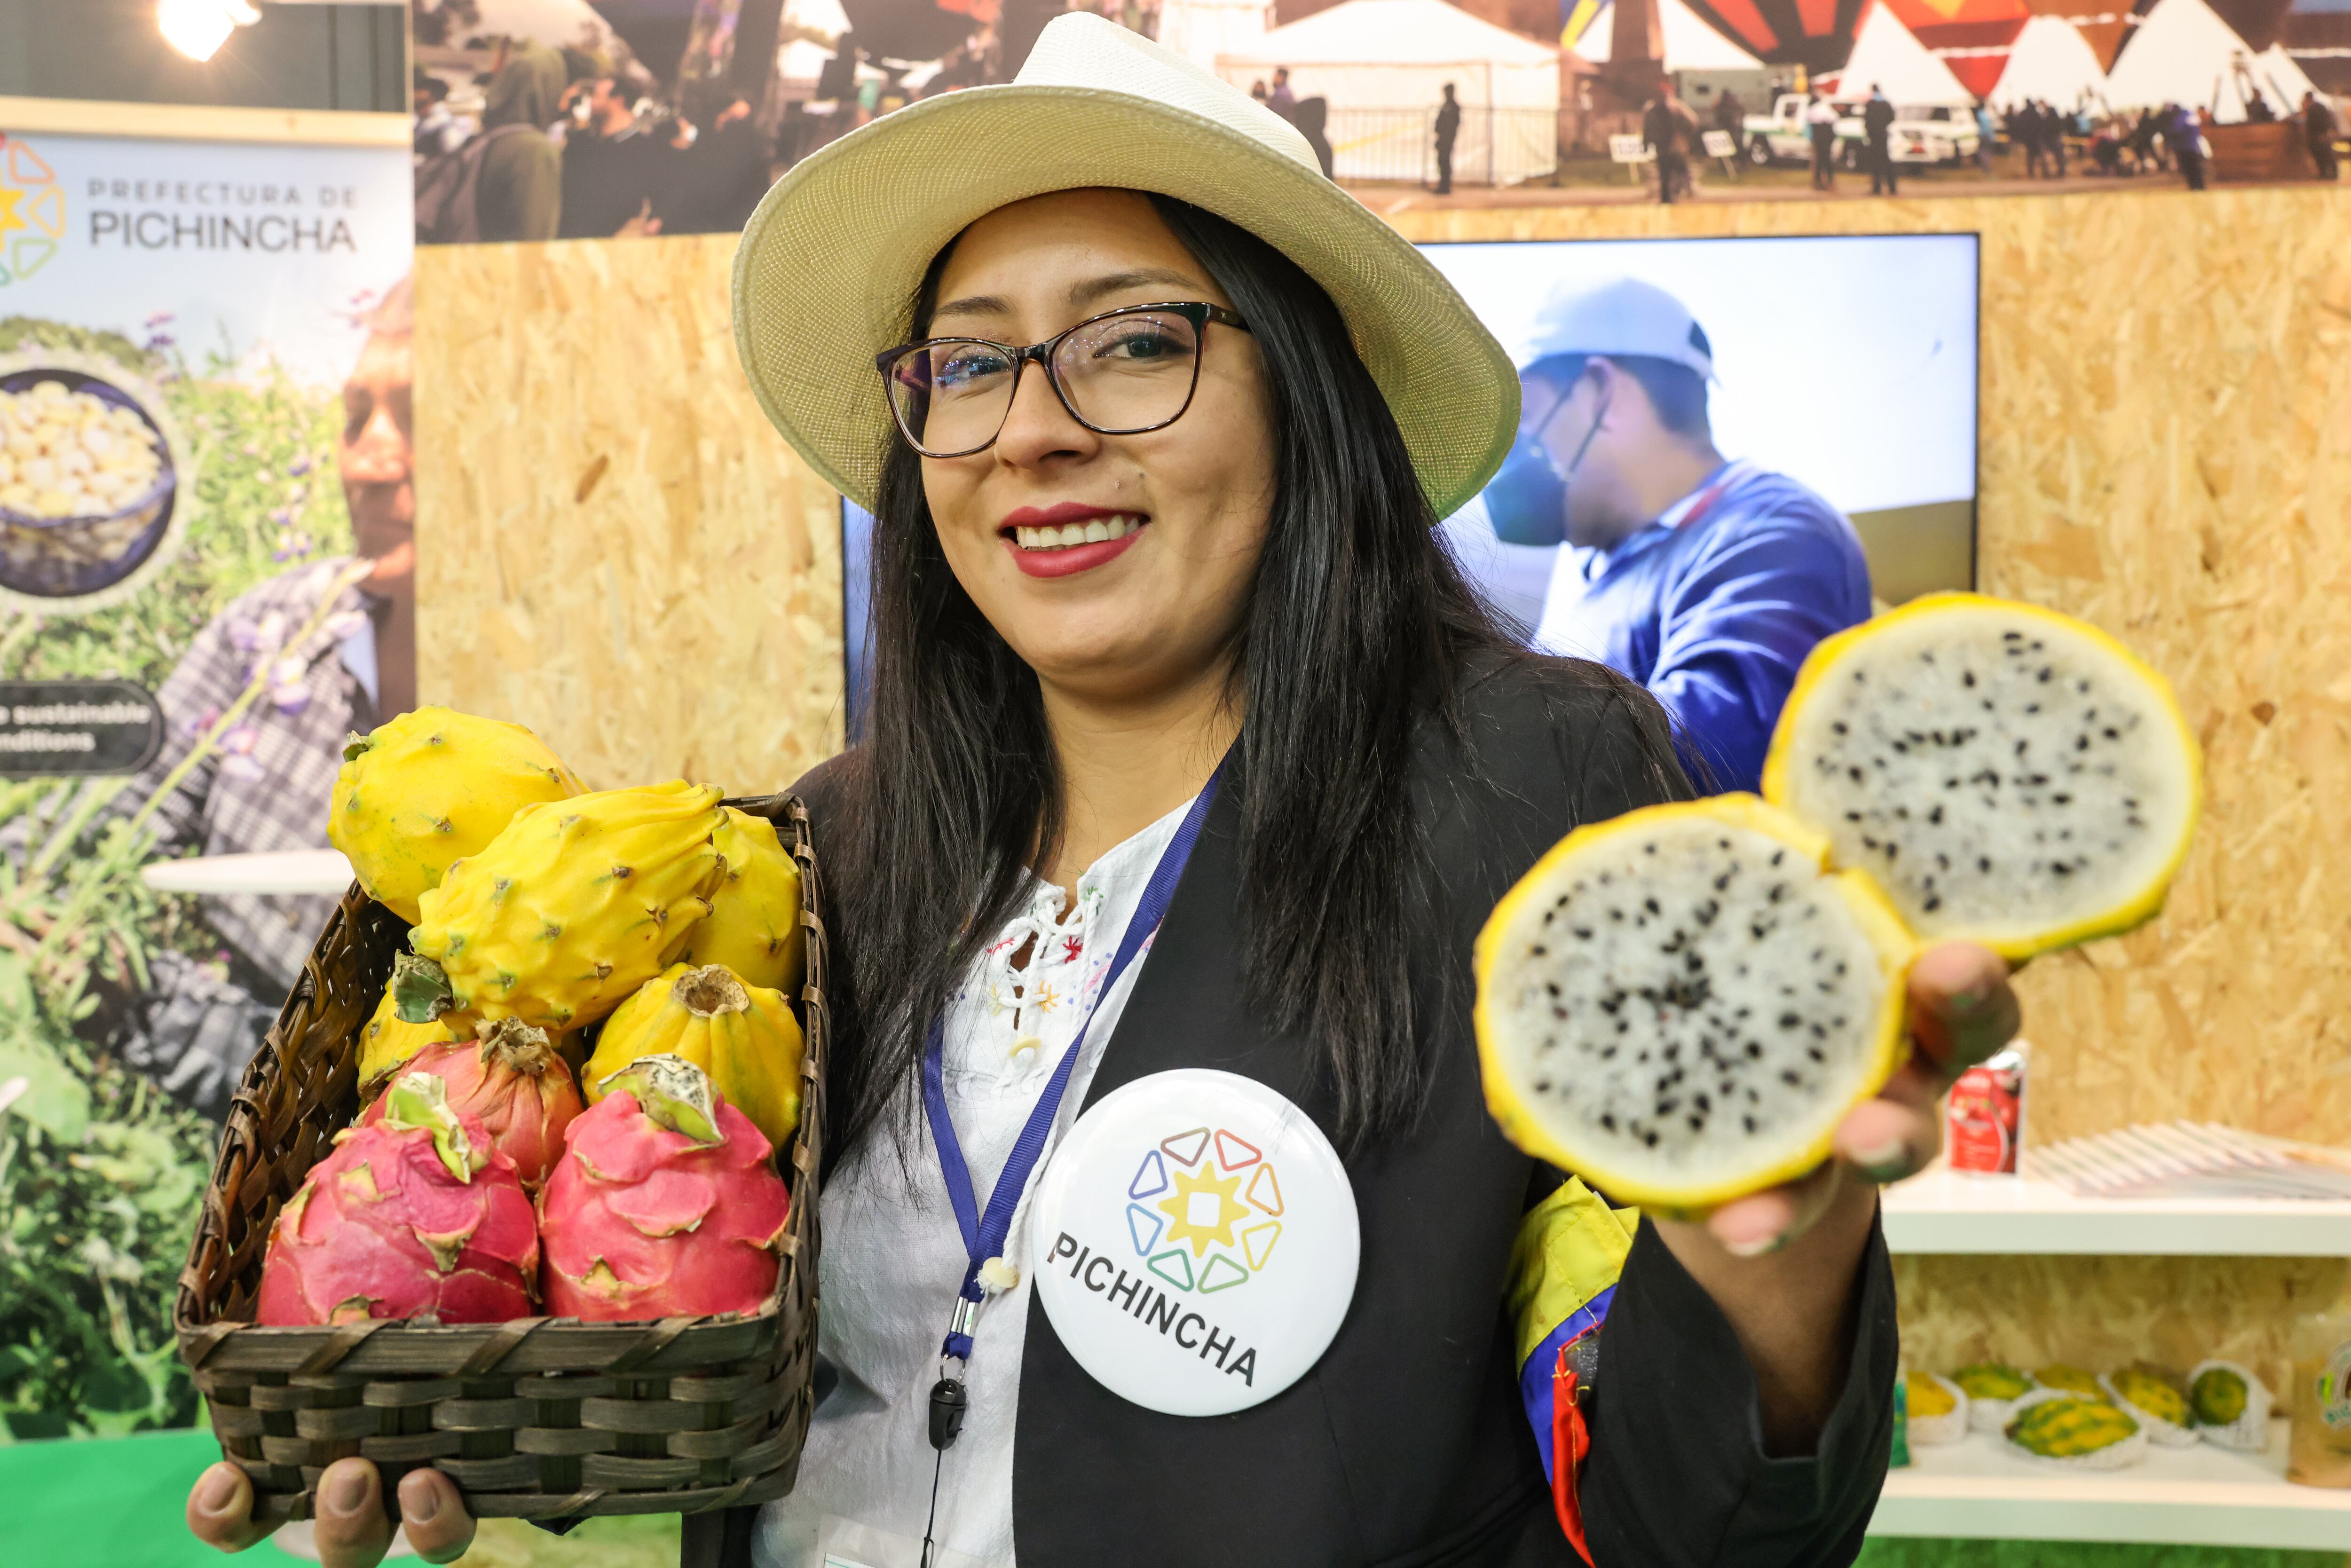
[754,796,1195,1568]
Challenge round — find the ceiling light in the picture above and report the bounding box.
[158,0,264,63]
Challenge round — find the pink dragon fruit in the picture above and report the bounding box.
[537,1055,791,1323]
[359,1017,584,1190]
[257,1073,539,1325]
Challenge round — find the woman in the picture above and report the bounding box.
[189,17,2019,1568]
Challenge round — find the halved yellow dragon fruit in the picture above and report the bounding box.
[1763,593,2200,962]
[1477,593,2197,1210]
[1474,796,1916,1211]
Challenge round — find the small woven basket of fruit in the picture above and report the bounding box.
[173,710,825,1527]
[0,354,186,601]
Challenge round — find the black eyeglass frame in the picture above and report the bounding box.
[874,300,1252,458]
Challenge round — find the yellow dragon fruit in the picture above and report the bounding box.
[582,963,805,1150]
[355,980,473,1092]
[2033,1363,2106,1400]
[2004,1393,2144,1467]
[676,808,805,994]
[330,707,585,923]
[403,781,725,1031]
[2103,1366,2197,1446]
[2109,1369,2189,1428]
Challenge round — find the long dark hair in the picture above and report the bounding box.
[824,194,1513,1161]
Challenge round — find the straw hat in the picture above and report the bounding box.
[731,13,1517,518]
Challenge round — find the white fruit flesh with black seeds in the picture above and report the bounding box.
[1482,814,1893,1200]
[1775,608,2194,946]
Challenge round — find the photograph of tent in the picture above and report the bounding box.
[1173,0,2345,206]
[1215,0,1563,183]
[1986,16,2109,115]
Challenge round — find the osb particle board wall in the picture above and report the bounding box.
[1891,1253,2351,1401]
[412,233,843,797]
[1391,188,2351,1155]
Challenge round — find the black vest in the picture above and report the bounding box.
[708,656,1893,1568]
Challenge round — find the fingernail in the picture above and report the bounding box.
[196,1466,240,1515]
[1851,1136,1908,1176]
[1722,1229,1785,1259]
[323,1467,368,1517]
[405,1476,441,1524]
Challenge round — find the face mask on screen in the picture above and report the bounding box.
[1483,432,1568,547]
[1483,391,1607,549]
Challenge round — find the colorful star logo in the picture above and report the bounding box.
[1160,1159,1251,1258]
[0,135,65,286]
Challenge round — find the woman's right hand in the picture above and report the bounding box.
[188,1457,477,1565]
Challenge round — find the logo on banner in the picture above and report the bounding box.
[1031,1069,1359,1418]
[0,136,65,286]
[1121,1125,1284,1296]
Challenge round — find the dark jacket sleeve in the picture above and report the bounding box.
[1580,1217,1898,1567]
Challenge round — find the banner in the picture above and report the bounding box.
[0,126,410,1441]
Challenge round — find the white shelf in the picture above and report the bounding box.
[141,848,354,897]
[1870,1421,2351,1550]
[1880,1166,2351,1256]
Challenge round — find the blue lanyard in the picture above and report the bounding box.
[920,760,1224,1363]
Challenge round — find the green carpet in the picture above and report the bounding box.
[0,1433,2341,1568]
[0,1431,677,1566]
[1857,1547,2348,1568]
[4,1428,226,1568]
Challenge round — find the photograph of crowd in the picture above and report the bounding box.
[411,0,2343,236]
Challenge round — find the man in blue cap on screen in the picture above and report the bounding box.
[1481,276,1871,791]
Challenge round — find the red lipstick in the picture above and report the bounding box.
[999,503,1148,579]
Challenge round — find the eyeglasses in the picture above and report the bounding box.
[875,301,1250,459]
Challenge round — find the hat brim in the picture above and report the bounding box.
[731,86,1519,519]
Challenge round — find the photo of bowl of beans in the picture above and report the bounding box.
[0,360,184,600]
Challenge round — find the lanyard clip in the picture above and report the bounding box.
[928,1374,969,1451]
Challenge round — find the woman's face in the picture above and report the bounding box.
[919,188,1277,710]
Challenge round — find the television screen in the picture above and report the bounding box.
[842,232,1979,748]
[1419,232,1980,638]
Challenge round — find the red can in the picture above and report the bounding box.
[1946,1044,2029,1175]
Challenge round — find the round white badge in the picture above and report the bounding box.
[1028,1068,1359,1416]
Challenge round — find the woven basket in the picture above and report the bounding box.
[174,792,826,1526]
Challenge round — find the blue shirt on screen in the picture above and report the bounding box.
[1531,459,1873,793]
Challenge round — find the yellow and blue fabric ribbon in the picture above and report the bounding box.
[1506,1177,1637,1486]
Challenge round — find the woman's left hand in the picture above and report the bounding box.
[1704,941,2022,1256]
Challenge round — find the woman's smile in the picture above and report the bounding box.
[919,188,1272,700]
[1000,502,1150,577]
